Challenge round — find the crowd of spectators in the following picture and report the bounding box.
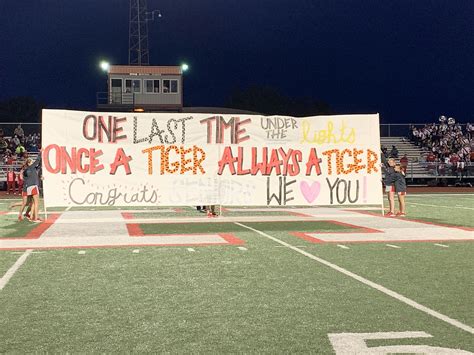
[409,117,474,176]
[0,125,41,167]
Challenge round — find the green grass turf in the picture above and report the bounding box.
[306,242,474,326]
[1,193,473,352]
[384,194,474,228]
[0,252,23,275]
[1,243,473,353]
[0,199,45,238]
[0,215,40,238]
[132,210,300,219]
[138,221,354,235]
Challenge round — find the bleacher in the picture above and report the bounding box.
[381,137,428,177]
[0,152,40,184]
[381,137,473,181]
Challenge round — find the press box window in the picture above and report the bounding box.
[145,80,160,93]
[163,79,178,93]
[125,79,141,93]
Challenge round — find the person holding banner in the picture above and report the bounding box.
[22,155,42,222]
[384,158,396,217]
[393,164,407,217]
[10,162,33,220]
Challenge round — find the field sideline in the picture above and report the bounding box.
[0,193,473,353]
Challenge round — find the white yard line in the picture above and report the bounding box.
[0,249,33,291]
[337,244,350,249]
[65,206,72,211]
[407,202,474,211]
[386,244,401,249]
[434,243,449,248]
[5,211,48,216]
[234,222,474,335]
[187,248,195,252]
[237,246,247,251]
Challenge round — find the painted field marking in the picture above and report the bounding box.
[407,202,474,211]
[5,212,48,216]
[65,206,72,211]
[337,244,350,249]
[132,249,140,254]
[275,245,307,248]
[238,246,247,251]
[0,249,33,291]
[434,243,449,248]
[328,331,473,354]
[78,250,86,255]
[234,222,474,335]
[386,244,401,249]
[187,248,195,252]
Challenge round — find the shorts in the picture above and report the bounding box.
[397,191,407,196]
[385,185,395,193]
[26,185,39,196]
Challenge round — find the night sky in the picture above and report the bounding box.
[1,0,473,123]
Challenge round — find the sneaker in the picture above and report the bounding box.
[18,215,23,221]
[396,212,406,217]
[385,212,396,217]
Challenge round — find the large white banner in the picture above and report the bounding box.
[41,109,382,207]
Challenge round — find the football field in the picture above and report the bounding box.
[0,193,473,353]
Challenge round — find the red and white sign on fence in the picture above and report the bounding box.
[41,109,383,207]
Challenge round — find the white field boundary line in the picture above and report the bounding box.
[234,222,474,335]
[407,202,474,211]
[0,249,33,291]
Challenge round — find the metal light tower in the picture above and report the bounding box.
[128,0,161,65]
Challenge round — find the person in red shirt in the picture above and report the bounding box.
[17,168,24,195]
[400,154,409,174]
[6,167,16,195]
[450,154,460,175]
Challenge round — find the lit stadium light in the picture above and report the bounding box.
[100,61,110,72]
[181,63,189,72]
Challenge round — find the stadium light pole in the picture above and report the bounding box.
[99,60,110,105]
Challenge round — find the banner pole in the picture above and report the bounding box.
[41,110,47,221]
